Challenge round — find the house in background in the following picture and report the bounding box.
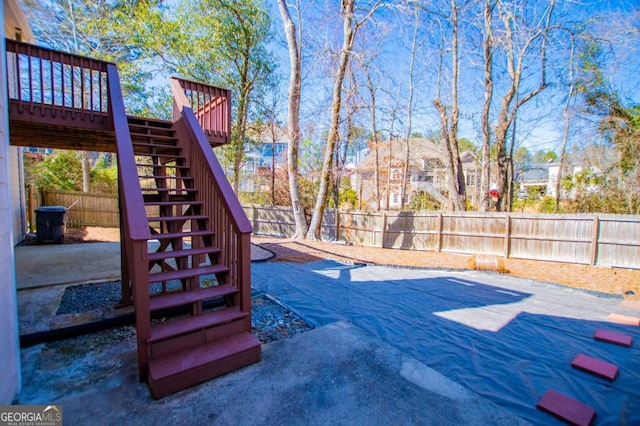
[241,124,288,192]
[352,138,480,210]
[515,145,618,200]
[547,145,617,199]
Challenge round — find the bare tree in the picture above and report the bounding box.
[433,0,466,211]
[278,0,307,238]
[491,0,555,211]
[480,0,494,211]
[306,0,382,240]
[400,4,420,210]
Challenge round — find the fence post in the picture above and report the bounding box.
[591,214,600,266]
[436,213,443,252]
[380,212,387,248]
[335,209,341,241]
[251,205,258,234]
[504,214,511,258]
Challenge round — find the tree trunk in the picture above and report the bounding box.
[278,0,307,238]
[433,0,465,211]
[82,151,91,192]
[480,0,494,212]
[306,0,356,240]
[400,6,419,210]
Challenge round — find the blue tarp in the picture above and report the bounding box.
[253,260,640,425]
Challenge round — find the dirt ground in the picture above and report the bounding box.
[65,226,640,300]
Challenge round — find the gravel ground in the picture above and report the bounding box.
[55,281,313,344]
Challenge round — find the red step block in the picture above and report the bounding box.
[594,330,633,347]
[537,389,595,426]
[571,354,618,381]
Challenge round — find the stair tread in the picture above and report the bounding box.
[138,175,193,180]
[144,200,203,206]
[148,246,221,261]
[141,187,197,192]
[149,281,235,311]
[152,229,213,239]
[148,214,208,222]
[148,332,260,382]
[127,116,173,126]
[131,132,176,139]
[135,153,185,159]
[136,163,189,169]
[149,306,248,343]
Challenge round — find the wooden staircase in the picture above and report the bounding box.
[4,40,258,398]
[127,116,260,398]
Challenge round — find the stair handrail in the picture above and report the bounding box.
[170,78,251,235]
[170,76,231,145]
[108,64,152,378]
[170,77,252,314]
[107,65,150,242]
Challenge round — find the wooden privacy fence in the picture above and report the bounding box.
[35,194,639,269]
[41,189,119,228]
[246,205,640,270]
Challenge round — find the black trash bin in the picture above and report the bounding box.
[35,206,68,244]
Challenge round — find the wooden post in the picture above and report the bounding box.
[436,213,443,252]
[380,212,387,248]
[504,214,511,258]
[591,214,600,266]
[335,209,341,241]
[252,205,258,233]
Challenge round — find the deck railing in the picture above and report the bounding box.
[170,77,231,146]
[170,78,253,315]
[5,39,111,130]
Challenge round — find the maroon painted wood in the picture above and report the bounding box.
[594,330,633,347]
[571,354,618,381]
[537,389,595,426]
[7,40,259,395]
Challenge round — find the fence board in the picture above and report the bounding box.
[42,189,118,227]
[40,192,640,270]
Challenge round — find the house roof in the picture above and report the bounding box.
[519,164,549,183]
[355,137,477,172]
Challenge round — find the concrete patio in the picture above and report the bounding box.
[14,240,640,424]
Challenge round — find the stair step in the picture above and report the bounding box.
[141,187,197,193]
[149,306,247,343]
[147,332,261,398]
[149,281,235,311]
[127,116,173,128]
[151,230,213,241]
[136,152,186,160]
[133,144,180,154]
[136,163,189,170]
[131,132,177,141]
[138,175,193,181]
[144,200,203,207]
[148,215,208,222]
[148,246,221,262]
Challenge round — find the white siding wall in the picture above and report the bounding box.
[10,146,24,241]
[0,1,22,403]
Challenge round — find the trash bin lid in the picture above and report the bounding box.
[35,205,67,212]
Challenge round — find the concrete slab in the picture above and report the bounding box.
[15,242,121,289]
[17,321,528,426]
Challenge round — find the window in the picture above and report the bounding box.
[466,173,475,186]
